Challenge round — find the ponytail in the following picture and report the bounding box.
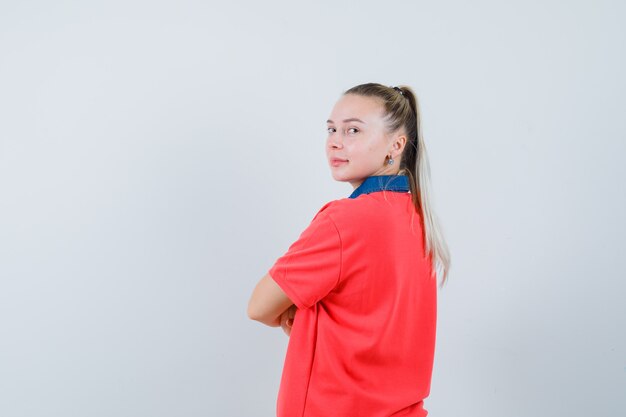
[343,83,451,287]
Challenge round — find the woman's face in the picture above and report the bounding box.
[326,94,406,190]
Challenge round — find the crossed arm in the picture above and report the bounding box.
[247,273,296,327]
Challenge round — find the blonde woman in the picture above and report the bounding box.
[248,82,450,417]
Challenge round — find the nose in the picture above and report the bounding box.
[327,131,343,149]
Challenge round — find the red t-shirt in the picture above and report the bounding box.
[268,190,437,417]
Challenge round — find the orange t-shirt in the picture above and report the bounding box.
[268,178,437,417]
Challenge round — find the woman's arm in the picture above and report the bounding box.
[247,273,295,327]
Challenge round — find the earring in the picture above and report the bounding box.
[387,155,394,165]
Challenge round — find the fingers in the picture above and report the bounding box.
[279,305,298,337]
[286,305,296,328]
[280,310,291,336]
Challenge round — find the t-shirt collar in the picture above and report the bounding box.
[348,174,410,199]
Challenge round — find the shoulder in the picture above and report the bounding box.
[312,195,375,225]
[314,192,413,226]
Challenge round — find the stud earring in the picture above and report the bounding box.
[387,155,394,165]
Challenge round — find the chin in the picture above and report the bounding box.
[330,171,350,182]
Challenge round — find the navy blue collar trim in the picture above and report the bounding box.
[348,174,410,199]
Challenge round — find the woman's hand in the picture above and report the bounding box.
[280,304,297,336]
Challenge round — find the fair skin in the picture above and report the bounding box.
[327,94,408,189]
[247,93,408,334]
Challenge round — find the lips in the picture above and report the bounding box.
[330,157,348,167]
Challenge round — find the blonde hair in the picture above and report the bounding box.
[343,83,451,287]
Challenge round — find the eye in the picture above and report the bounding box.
[348,127,359,134]
[327,127,336,134]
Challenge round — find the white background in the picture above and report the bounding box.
[1,1,624,416]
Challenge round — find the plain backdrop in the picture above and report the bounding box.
[1,1,624,416]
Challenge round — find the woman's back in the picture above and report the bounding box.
[268,189,437,417]
[251,82,450,416]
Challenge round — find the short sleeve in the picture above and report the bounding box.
[268,211,342,310]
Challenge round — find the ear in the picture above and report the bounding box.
[392,134,407,156]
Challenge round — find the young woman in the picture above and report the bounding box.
[248,82,451,417]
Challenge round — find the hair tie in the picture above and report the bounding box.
[392,86,404,96]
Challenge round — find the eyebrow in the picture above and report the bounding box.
[326,118,366,124]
